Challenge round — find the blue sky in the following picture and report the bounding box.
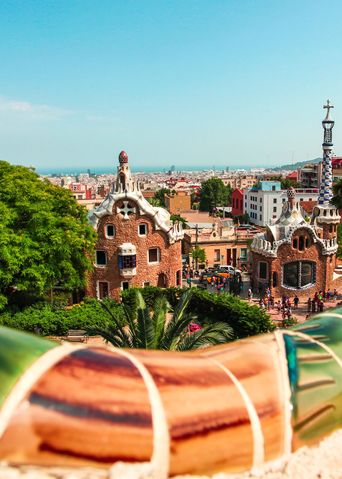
[1,0,342,171]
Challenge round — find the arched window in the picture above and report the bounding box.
[293,238,298,249]
[105,224,115,238]
[305,237,310,248]
[299,236,305,251]
[272,271,278,287]
[283,261,316,289]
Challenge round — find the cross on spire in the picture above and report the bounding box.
[323,99,334,120]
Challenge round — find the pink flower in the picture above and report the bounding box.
[188,322,202,333]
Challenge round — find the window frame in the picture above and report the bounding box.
[105,224,115,238]
[138,223,148,236]
[148,247,160,264]
[282,260,316,289]
[95,250,107,266]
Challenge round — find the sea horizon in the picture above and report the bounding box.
[37,164,257,176]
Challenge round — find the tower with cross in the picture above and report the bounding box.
[312,101,340,239]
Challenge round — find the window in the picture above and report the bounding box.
[139,223,148,236]
[273,198,277,204]
[98,281,109,299]
[105,224,115,238]
[299,236,305,251]
[240,248,247,260]
[148,248,160,263]
[259,262,267,279]
[272,186,276,191]
[282,198,286,203]
[293,238,298,249]
[260,206,262,211]
[305,237,311,248]
[95,250,107,266]
[273,207,277,213]
[283,261,316,289]
[118,254,136,269]
[260,197,262,203]
[214,249,220,261]
[143,282,150,287]
[121,281,130,290]
[260,214,262,221]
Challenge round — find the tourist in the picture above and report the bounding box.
[247,288,252,301]
[333,289,338,301]
[293,295,299,309]
[307,297,312,312]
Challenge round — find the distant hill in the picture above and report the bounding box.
[271,157,322,172]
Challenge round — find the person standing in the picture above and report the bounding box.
[294,295,299,310]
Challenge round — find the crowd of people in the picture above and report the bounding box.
[249,287,339,322]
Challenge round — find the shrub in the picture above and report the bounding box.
[122,287,274,339]
[0,297,125,336]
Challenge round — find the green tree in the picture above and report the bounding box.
[89,289,234,350]
[147,197,162,207]
[170,214,188,227]
[332,178,342,209]
[280,178,301,189]
[0,161,96,310]
[337,224,342,259]
[199,178,230,213]
[154,188,171,207]
[190,247,206,266]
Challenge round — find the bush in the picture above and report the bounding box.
[187,289,275,338]
[0,297,125,336]
[122,287,274,339]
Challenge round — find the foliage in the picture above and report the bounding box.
[154,188,171,207]
[0,297,125,336]
[187,289,275,338]
[281,316,298,328]
[170,214,188,227]
[280,178,301,189]
[147,197,161,207]
[199,178,231,213]
[332,178,342,209]
[234,213,250,224]
[122,286,274,339]
[190,246,206,264]
[0,161,96,310]
[337,224,342,259]
[90,289,234,350]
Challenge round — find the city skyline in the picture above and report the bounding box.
[1,1,342,170]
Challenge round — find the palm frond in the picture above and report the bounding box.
[176,322,235,351]
[151,296,169,349]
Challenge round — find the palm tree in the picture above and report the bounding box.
[89,290,234,351]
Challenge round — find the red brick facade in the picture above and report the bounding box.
[86,152,183,300]
[251,227,338,298]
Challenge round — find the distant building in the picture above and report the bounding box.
[164,191,191,214]
[221,174,257,190]
[183,220,254,270]
[286,170,299,182]
[86,151,184,300]
[245,181,318,226]
[251,101,341,297]
[298,162,322,188]
[332,156,342,183]
[231,189,244,217]
[69,182,93,200]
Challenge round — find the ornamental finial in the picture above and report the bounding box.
[323,99,334,121]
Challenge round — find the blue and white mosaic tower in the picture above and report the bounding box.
[319,100,334,205]
[313,100,340,241]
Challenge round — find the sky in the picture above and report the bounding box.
[1,0,342,172]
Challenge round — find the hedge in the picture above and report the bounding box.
[0,297,125,336]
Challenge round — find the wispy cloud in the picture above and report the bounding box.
[0,96,73,120]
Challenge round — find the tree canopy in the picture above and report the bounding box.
[0,161,96,310]
[199,178,231,212]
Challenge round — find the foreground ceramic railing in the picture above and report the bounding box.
[0,310,341,479]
